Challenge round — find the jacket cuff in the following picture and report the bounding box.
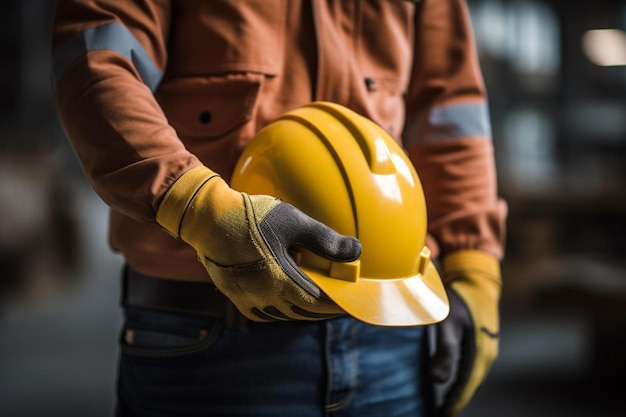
[442,250,501,284]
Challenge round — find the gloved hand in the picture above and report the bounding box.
[429,250,502,417]
[156,165,361,322]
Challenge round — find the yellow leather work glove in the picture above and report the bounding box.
[429,250,501,417]
[156,166,362,322]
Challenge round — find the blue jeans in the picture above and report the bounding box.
[116,307,434,417]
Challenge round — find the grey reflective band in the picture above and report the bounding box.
[52,22,162,93]
[407,102,492,144]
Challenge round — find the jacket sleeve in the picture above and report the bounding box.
[51,0,201,223]
[403,0,507,260]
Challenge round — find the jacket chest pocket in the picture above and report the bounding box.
[166,0,287,76]
[156,72,263,142]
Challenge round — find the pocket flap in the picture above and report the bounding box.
[157,73,262,140]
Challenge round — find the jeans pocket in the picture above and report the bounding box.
[120,307,222,358]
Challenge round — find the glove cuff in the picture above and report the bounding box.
[442,250,501,284]
[156,166,219,238]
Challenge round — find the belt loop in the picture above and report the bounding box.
[225,301,248,333]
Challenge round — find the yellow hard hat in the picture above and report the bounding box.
[231,102,449,326]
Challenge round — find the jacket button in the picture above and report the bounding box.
[364,77,377,92]
[199,111,212,124]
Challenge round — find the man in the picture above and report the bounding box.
[52,1,506,416]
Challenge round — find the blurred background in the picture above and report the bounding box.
[0,0,624,416]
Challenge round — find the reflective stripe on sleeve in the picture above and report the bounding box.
[52,22,163,93]
[405,102,492,145]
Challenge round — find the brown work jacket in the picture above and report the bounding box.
[52,0,507,281]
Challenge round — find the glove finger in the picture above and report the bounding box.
[250,306,291,321]
[439,334,476,417]
[290,305,345,319]
[429,320,460,383]
[250,305,344,322]
[430,289,469,383]
[438,291,477,417]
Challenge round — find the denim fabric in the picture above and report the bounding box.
[116,307,434,417]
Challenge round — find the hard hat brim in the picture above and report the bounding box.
[302,260,450,327]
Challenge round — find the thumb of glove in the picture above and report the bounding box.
[257,202,361,297]
[261,202,361,261]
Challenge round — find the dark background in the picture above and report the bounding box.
[1,1,625,416]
